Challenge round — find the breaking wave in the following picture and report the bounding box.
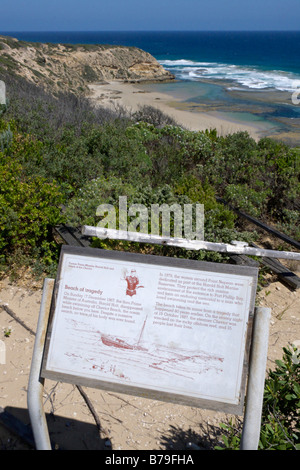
[159,59,300,92]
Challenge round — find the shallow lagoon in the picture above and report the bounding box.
[141,79,300,145]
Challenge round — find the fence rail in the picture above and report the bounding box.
[216,198,300,250]
[53,224,300,290]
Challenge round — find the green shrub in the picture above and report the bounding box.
[82,65,99,82]
[216,345,300,450]
[277,208,300,240]
[1,73,299,273]
[133,105,178,128]
[0,125,13,151]
[257,138,300,219]
[260,344,300,450]
[223,184,271,218]
[0,153,64,268]
[64,175,136,227]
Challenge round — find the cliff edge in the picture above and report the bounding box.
[0,35,174,95]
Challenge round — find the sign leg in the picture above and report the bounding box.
[240,306,271,450]
[27,278,55,450]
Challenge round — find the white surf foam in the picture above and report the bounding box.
[159,59,300,92]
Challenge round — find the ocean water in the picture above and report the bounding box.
[2,31,300,142]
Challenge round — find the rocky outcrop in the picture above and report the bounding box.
[0,35,174,95]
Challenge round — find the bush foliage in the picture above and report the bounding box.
[0,72,299,274]
[216,344,300,450]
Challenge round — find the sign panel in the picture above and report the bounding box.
[42,246,258,414]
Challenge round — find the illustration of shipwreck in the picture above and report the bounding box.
[100,315,148,351]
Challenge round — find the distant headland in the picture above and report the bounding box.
[0,34,175,96]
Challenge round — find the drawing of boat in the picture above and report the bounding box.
[101,315,148,351]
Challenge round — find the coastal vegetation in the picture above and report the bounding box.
[0,71,299,278]
[217,344,300,450]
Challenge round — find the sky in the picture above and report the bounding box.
[0,0,299,32]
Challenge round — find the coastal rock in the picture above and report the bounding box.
[0,35,174,95]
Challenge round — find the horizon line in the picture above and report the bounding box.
[1,29,300,33]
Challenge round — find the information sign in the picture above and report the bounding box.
[42,246,258,414]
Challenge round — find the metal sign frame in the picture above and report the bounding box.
[28,244,271,450]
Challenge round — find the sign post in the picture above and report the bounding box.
[27,278,54,450]
[240,305,271,449]
[28,244,271,450]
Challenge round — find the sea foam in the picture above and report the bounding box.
[159,59,300,92]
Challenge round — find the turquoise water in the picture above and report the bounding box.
[141,78,298,138]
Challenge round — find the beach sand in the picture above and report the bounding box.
[88,81,273,141]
